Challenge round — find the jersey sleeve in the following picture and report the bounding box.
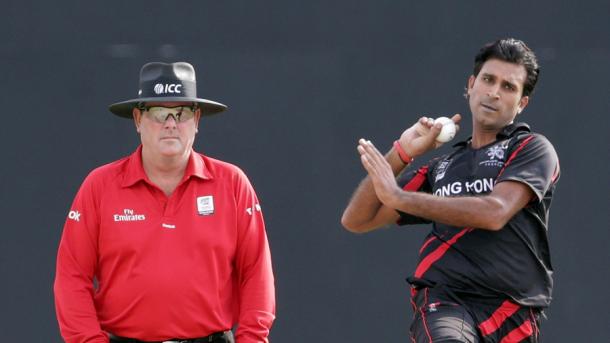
[54,173,108,343]
[232,170,276,343]
[496,134,560,202]
[395,163,435,226]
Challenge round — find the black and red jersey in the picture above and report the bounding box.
[397,122,560,308]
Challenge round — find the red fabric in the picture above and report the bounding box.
[478,300,520,336]
[402,166,429,192]
[409,288,419,312]
[414,228,472,278]
[499,319,533,343]
[54,146,275,343]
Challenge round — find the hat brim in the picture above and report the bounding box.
[109,97,227,118]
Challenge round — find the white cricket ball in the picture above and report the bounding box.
[433,117,456,143]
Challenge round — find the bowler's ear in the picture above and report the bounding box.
[132,108,142,132]
[467,75,475,93]
[463,75,476,100]
[517,96,529,115]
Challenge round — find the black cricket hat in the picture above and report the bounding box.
[109,62,227,118]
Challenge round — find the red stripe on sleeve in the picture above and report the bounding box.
[499,319,533,343]
[497,135,535,179]
[402,166,429,192]
[478,300,520,336]
[551,160,560,183]
[419,236,438,254]
[414,228,472,278]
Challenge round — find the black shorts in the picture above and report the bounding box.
[409,284,542,343]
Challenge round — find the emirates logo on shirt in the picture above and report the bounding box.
[113,208,146,222]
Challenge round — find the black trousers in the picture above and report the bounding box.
[409,285,542,343]
[108,330,234,343]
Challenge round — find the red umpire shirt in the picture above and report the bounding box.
[54,146,275,342]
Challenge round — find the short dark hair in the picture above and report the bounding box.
[473,38,540,97]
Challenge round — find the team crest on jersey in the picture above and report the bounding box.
[479,141,509,167]
[197,195,214,216]
[487,145,505,160]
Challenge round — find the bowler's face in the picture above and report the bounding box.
[467,58,529,132]
[133,102,201,159]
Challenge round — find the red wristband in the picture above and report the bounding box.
[393,140,413,164]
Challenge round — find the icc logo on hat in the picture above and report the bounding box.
[153,83,182,95]
[109,62,227,118]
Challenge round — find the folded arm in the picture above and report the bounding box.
[357,139,533,231]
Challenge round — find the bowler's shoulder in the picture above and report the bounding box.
[514,130,557,152]
[508,130,559,168]
[505,122,554,148]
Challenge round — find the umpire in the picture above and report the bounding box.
[54,62,275,343]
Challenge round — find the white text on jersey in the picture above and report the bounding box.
[113,208,146,222]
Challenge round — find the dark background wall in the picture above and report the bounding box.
[1,1,608,341]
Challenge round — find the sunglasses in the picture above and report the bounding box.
[138,105,198,123]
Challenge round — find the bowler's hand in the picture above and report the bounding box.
[398,114,461,158]
[358,139,402,207]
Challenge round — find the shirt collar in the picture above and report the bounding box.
[121,145,213,188]
[496,122,531,139]
[185,149,213,181]
[453,122,532,147]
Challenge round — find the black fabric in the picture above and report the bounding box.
[410,284,541,343]
[396,122,560,308]
[108,330,234,343]
[410,287,479,342]
[495,134,558,202]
